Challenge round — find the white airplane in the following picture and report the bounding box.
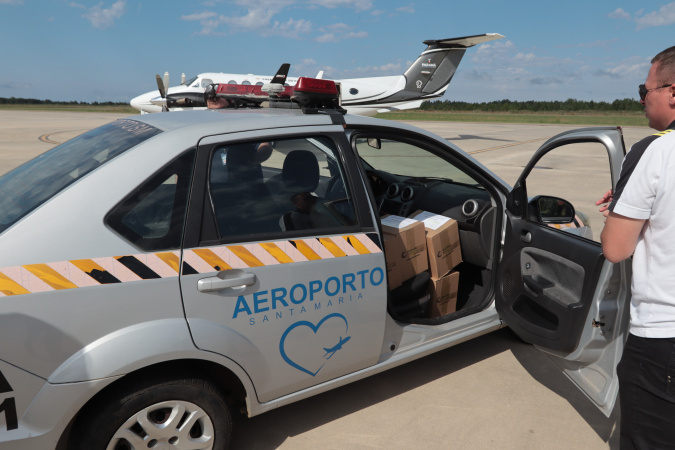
[130,33,504,116]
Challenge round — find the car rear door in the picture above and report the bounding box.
[496,127,629,416]
[180,127,388,403]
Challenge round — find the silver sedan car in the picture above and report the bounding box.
[0,82,629,449]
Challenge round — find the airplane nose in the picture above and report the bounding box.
[130,94,148,112]
[130,92,163,113]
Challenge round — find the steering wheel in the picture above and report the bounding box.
[320,198,355,225]
[324,175,346,200]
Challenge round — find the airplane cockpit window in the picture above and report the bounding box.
[184,76,198,87]
[200,78,213,88]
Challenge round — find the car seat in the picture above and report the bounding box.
[210,144,282,237]
[278,151,321,231]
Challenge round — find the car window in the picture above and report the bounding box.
[355,137,490,215]
[106,149,196,251]
[208,136,357,240]
[0,119,162,235]
[356,138,481,186]
[524,143,610,243]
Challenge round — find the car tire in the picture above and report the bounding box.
[71,376,233,450]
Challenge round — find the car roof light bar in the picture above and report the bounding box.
[205,77,345,113]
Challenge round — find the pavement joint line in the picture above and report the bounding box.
[467,137,550,155]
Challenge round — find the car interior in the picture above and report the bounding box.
[352,137,500,325]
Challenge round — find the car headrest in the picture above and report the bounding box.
[282,150,319,194]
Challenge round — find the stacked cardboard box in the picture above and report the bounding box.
[381,215,428,290]
[428,271,460,317]
[409,211,463,317]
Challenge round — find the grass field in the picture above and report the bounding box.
[0,104,649,126]
[375,110,649,126]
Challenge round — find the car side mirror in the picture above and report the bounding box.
[367,138,381,149]
[529,195,575,224]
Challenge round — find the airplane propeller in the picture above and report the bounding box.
[153,72,206,110]
[155,75,166,98]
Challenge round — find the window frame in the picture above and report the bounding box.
[105,148,197,251]
[186,131,374,249]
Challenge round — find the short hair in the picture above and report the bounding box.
[652,46,675,84]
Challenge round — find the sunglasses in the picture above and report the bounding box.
[639,83,672,101]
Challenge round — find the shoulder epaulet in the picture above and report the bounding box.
[653,129,674,137]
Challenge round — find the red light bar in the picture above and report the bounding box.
[293,77,338,95]
[216,84,264,95]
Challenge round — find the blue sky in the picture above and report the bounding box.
[0,0,673,104]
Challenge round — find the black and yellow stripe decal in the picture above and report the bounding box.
[0,233,381,297]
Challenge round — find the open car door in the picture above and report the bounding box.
[496,127,630,417]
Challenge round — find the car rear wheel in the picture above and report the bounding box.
[72,377,232,450]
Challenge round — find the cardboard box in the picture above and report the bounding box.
[381,215,428,289]
[428,271,460,317]
[410,210,462,279]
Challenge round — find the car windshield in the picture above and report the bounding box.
[0,118,162,234]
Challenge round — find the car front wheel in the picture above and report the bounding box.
[72,377,232,450]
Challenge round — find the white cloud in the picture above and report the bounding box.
[315,22,366,42]
[344,31,367,39]
[594,59,650,80]
[81,1,126,29]
[340,62,403,78]
[267,18,312,38]
[324,22,350,32]
[636,2,675,29]
[183,0,370,39]
[397,4,414,14]
[308,0,373,11]
[515,52,535,62]
[316,33,337,43]
[608,8,631,20]
[181,11,218,21]
[472,40,516,64]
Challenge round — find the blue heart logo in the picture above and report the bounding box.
[279,313,349,376]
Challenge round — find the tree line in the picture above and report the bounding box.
[0,97,128,106]
[420,98,643,112]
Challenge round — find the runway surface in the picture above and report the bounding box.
[0,110,646,449]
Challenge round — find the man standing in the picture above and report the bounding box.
[597,46,675,448]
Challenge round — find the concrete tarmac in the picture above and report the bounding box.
[0,110,650,449]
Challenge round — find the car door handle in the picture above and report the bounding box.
[522,274,554,295]
[197,273,256,292]
[520,231,532,243]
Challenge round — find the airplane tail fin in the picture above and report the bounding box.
[401,33,504,98]
[271,63,291,84]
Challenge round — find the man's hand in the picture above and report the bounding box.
[595,189,613,219]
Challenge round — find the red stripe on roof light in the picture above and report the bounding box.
[294,78,338,95]
[216,84,264,95]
